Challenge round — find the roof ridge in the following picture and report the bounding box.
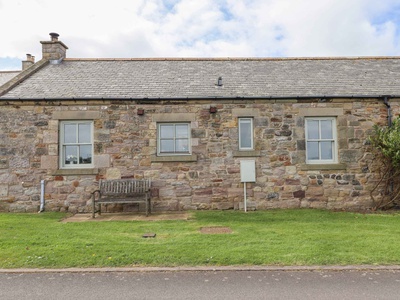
[62,56,400,62]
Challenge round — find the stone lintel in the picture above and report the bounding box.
[232,108,259,117]
[53,111,101,120]
[298,108,343,116]
[152,113,195,122]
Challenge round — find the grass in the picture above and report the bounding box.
[1,209,400,268]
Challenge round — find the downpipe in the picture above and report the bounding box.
[38,179,45,213]
[383,96,392,127]
[383,96,394,194]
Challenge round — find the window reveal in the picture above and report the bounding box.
[305,117,337,164]
[60,121,93,168]
[158,123,190,155]
[239,118,253,150]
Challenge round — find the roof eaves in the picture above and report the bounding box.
[0,95,397,102]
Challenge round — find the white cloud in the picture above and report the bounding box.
[0,0,399,70]
[273,0,400,56]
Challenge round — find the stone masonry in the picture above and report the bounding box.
[0,97,397,213]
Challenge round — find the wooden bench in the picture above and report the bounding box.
[91,179,151,218]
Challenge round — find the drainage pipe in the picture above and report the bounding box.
[383,96,392,127]
[383,96,394,194]
[39,179,45,213]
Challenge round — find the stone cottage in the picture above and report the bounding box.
[0,33,399,213]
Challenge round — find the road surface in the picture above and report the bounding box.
[1,269,400,299]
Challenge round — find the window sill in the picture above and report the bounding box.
[151,154,198,162]
[300,164,347,171]
[53,168,99,176]
[233,150,261,157]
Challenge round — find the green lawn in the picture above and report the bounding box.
[1,209,400,268]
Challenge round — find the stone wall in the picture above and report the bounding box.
[0,98,397,213]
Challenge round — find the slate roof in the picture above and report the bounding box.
[0,71,20,86]
[1,57,400,100]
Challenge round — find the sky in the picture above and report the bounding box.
[0,0,400,70]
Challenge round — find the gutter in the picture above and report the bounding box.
[0,95,398,102]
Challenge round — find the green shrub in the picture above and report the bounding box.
[368,117,400,209]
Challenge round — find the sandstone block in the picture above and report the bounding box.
[106,168,121,180]
[40,156,58,170]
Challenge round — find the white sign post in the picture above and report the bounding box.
[240,160,256,212]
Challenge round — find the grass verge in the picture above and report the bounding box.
[1,209,400,268]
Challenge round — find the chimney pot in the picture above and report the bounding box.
[26,54,35,62]
[22,53,35,70]
[49,32,59,41]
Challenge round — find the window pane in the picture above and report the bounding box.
[320,120,333,139]
[307,142,319,160]
[239,119,252,149]
[160,140,174,152]
[321,141,333,160]
[175,139,189,152]
[65,146,78,164]
[78,123,91,143]
[307,120,319,139]
[175,124,188,138]
[64,124,77,143]
[160,125,174,138]
[79,145,92,164]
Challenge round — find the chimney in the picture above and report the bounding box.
[40,32,68,62]
[22,54,35,70]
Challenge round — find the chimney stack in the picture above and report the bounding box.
[40,32,68,61]
[22,54,35,70]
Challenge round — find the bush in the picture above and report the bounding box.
[368,117,400,209]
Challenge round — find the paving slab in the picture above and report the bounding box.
[61,212,192,222]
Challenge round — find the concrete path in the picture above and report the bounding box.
[61,212,192,222]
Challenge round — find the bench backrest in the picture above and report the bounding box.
[99,179,151,196]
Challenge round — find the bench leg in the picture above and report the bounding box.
[146,193,151,216]
[92,194,96,218]
[149,197,151,215]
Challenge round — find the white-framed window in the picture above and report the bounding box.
[60,121,94,168]
[157,123,190,155]
[239,117,253,150]
[305,117,337,164]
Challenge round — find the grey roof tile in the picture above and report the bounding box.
[2,57,400,99]
[0,71,20,86]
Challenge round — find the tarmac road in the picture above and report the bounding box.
[1,269,400,300]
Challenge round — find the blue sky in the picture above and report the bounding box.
[1,0,400,70]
